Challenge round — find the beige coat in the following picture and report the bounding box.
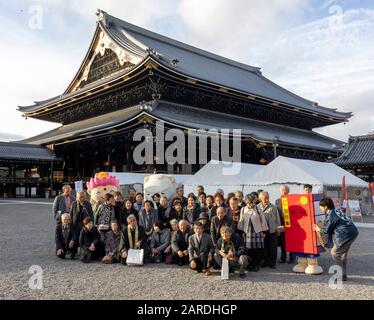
[238,205,268,234]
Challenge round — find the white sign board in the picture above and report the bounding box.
[74,181,84,193]
[348,200,363,221]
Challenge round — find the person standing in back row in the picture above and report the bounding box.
[53,185,75,224]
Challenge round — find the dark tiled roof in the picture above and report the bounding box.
[19,100,344,152]
[18,10,352,122]
[0,142,60,161]
[334,134,374,167]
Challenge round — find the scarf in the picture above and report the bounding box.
[127,225,139,249]
[221,239,235,256]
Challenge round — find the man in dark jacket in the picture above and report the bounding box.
[79,217,103,263]
[214,226,250,278]
[158,196,172,227]
[119,214,147,265]
[210,207,233,246]
[53,185,75,224]
[55,213,78,259]
[171,219,192,266]
[69,191,93,236]
[188,222,214,276]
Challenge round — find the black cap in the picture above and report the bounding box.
[197,212,209,221]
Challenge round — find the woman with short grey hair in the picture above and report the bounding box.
[237,194,268,271]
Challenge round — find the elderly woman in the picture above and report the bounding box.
[257,191,281,269]
[237,194,268,271]
[164,219,179,264]
[102,220,122,264]
[55,213,78,259]
[149,220,171,263]
[210,206,232,247]
[183,195,200,226]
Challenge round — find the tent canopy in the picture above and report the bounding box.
[244,156,368,187]
[184,160,263,195]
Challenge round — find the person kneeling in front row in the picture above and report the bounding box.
[79,217,103,263]
[188,221,214,276]
[214,226,249,278]
[56,213,78,259]
[119,214,147,265]
[149,220,171,263]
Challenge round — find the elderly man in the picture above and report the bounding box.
[175,186,188,207]
[214,226,250,278]
[210,206,233,247]
[258,191,281,269]
[55,213,78,259]
[119,214,147,265]
[70,191,93,235]
[53,185,75,224]
[275,185,294,264]
[171,219,192,266]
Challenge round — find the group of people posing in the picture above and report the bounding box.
[53,183,358,280]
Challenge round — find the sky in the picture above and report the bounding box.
[0,0,373,142]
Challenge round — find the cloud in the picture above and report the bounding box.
[1,1,373,144]
[177,0,308,61]
[249,8,374,141]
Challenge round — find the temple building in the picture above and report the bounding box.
[334,133,374,182]
[17,9,352,187]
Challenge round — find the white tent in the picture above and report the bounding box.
[183,160,263,196]
[243,156,368,202]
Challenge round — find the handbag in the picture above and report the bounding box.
[221,258,229,280]
[126,248,144,266]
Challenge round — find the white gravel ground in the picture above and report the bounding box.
[0,199,373,300]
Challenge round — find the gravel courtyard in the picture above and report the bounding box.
[0,199,373,300]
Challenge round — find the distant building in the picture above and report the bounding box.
[0,142,60,197]
[334,133,374,182]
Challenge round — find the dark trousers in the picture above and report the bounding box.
[278,233,295,262]
[264,232,278,267]
[173,253,189,265]
[248,248,263,267]
[190,253,210,271]
[331,236,357,276]
[80,244,104,263]
[214,254,249,273]
[56,242,78,259]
